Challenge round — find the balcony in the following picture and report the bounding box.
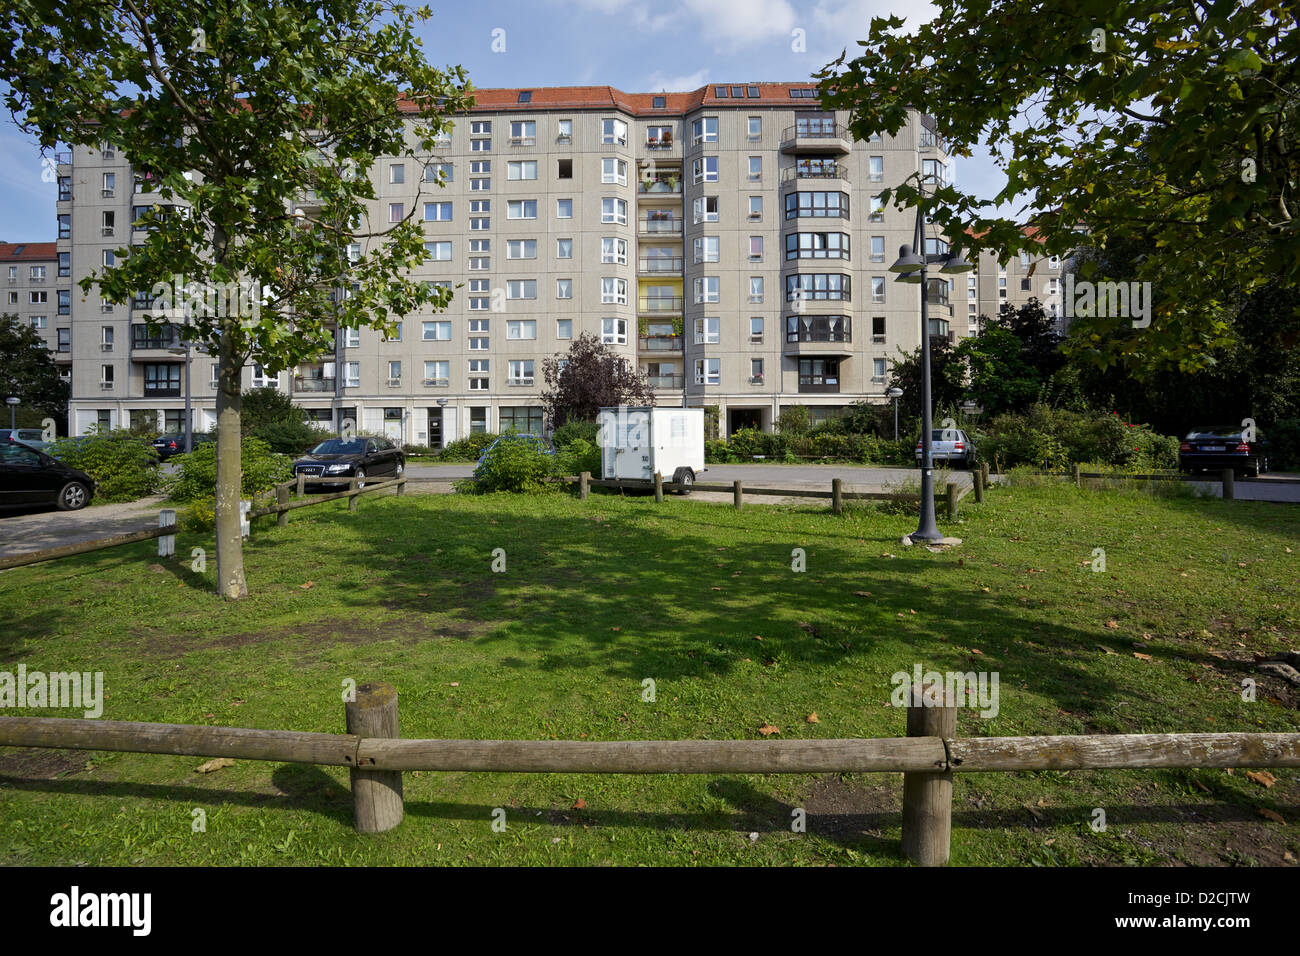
[781,163,849,186]
[53,151,71,165]
[638,296,683,314]
[638,175,682,194]
[784,317,853,357]
[638,216,682,236]
[130,323,183,359]
[637,257,683,274]
[646,373,684,389]
[294,376,336,393]
[639,335,683,353]
[779,123,852,155]
[143,385,181,398]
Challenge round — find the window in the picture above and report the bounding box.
[57,214,70,239]
[507,359,535,385]
[30,290,48,304]
[344,328,361,348]
[556,279,573,299]
[872,316,886,344]
[871,235,886,263]
[787,315,851,343]
[424,202,452,221]
[346,242,362,262]
[470,405,489,431]
[749,236,764,261]
[468,359,489,390]
[506,239,537,260]
[999,277,1007,298]
[873,358,887,382]
[509,120,536,145]
[30,315,46,329]
[692,117,717,144]
[1048,255,1061,269]
[601,198,628,224]
[102,172,115,197]
[390,163,405,184]
[1019,251,1033,268]
[506,280,537,299]
[922,158,947,187]
[693,196,719,223]
[57,328,70,352]
[29,265,46,281]
[507,200,538,220]
[602,317,628,345]
[383,322,403,343]
[1047,277,1060,295]
[389,203,404,223]
[748,156,762,181]
[144,363,182,395]
[500,406,544,434]
[507,320,537,340]
[750,317,764,342]
[798,358,840,388]
[748,196,763,220]
[557,318,573,338]
[471,120,491,151]
[556,238,573,259]
[869,195,884,222]
[102,250,115,268]
[786,274,852,301]
[749,276,764,303]
[748,116,762,140]
[102,211,115,237]
[507,160,538,180]
[422,320,451,341]
[58,175,71,201]
[556,198,573,219]
[694,316,720,344]
[557,158,573,179]
[694,358,721,385]
[785,191,850,219]
[750,358,764,383]
[715,86,729,98]
[785,232,851,260]
[602,118,628,146]
[469,318,489,351]
[425,162,453,183]
[1021,278,1032,291]
[694,236,719,264]
[869,156,884,182]
[424,360,449,386]
[556,119,572,142]
[58,252,70,277]
[468,278,490,311]
[647,124,674,147]
[694,277,720,304]
[100,364,114,387]
[601,277,628,304]
[424,241,452,261]
[470,159,490,191]
[872,276,886,303]
[601,158,628,185]
[795,114,835,135]
[601,237,628,264]
[693,156,718,184]
[469,256,489,271]
[652,96,666,110]
[385,361,401,386]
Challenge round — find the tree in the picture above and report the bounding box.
[0,314,70,430]
[886,336,966,436]
[993,299,1064,383]
[820,0,1299,376]
[240,385,321,454]
[541,333,655,428]
[3,1,472,598]
[954,324,1042,417]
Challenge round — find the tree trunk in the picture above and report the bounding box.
[215,316,247,599]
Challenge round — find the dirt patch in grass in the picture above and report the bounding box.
[799,774,900,842]
[0,747,92,780]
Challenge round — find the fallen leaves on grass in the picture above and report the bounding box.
[758,723,780,736]
[299,581,314,590]
[1246,770,1277,789]
[1259,808,1286,824]
[195,758,235,774]
[1105,620,1120,629]
[806,712,820,723]
[1133,652,1153,661]
[572,798,587,810]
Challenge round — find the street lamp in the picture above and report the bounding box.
[890,193,973,543]
[5,396,18,432]
[887,387,904,440]
[168,340,195,454]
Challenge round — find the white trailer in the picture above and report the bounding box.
[598,406,705,493]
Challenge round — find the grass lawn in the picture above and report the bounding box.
[0,480,1297,866]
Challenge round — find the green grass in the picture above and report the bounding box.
[1,482,1297,866]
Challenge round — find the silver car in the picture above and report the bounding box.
[915,428,976,468]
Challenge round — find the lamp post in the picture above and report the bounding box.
[5,396,18,431]
[890,205,972,543]
[168,340,195,454]
[887,386,904,440]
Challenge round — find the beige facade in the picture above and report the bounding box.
[967,242,1067,336]
[59,83,969,442]
[1,241,64,379]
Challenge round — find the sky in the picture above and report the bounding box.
[0,0,1012,242]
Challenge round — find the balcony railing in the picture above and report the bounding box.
[638,177,682,194]
[638,257,683,273]
[646,373,684,388]
[786,317,852,343]
[782,122,847,141]
[781,163,849,183]
[131,324,182,350]
[638,296,683,313]
[638,217,682,235]
[509,136,536,147]
[639,335,684,352]
[294,377,336,393]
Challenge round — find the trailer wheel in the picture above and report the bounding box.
[672,467,695,495]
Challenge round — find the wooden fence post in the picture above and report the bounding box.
[1222,468,1235,500]
[946,482,959,521]
[654,472,664,503]
[158,510,175,557]
[277,485,290,528]
[579,471,589,500]
[832,478,843,515]
[397,476,406,496]
[348,477,359,512]
[1072,463,1082,487]
[973,468,985,503]
[296,473,305,497]
[733,480,743,511]
[901,682,956,866]
[981,461,990,487]
[345,682,404,834]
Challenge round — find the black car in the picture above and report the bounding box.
[0,443,95,511]
[151,432,216,461]
[292,436,405,490]
[1179,425,1270,477]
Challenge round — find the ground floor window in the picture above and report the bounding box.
[500,406,544,435]
[798,359,839,391]
[96,409,112,432]
[130,409,159,432]
[164,409,185,433]
[469,407,489,434]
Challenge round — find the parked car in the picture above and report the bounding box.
[1179,425,1270,476]
[291,436,404,490]
[476,433,556,470]
[151,431,215,461]
[0,427,54,454]
[915,428,977,468]
[0,442,95,511]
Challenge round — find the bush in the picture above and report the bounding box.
[470,436,555,493]
[556,437,601,477]
[727,427,787,460]
[437,432,498,462]
[977,404,1180,470]
[775,406,810,435]
[552,420,600,448]
[1266,417,1300,470]
[704,438,738,463]
[251,418,324,456]
[167,435,292,504]
[180,499,216,533]
[49,431,162,502]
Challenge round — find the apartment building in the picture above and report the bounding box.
[58,83,967,442]
[1,241,66,377]
[965,228,1067,336]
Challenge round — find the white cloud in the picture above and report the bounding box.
[678,0,797,52]
[643,68,710,93]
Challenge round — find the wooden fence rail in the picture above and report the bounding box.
[2,682,1296,865]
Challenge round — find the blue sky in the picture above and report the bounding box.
[0,0,1009,242]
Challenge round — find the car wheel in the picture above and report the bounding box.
[354,468,366,490]
[394,460,405,478]
[672,467,695,495]
[56,481,89,511]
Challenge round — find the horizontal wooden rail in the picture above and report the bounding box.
[0,524,176,571]
[949,732,1300,771]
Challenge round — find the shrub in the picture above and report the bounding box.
[704,439,737,463]
[251,418,324,456]
[166,435,292,504]
[1265,417,1300,470]
[470,436,555,493]
[49,430,162,502]
[556,437,601,477]
[727,427,787,459]
[775,405,810,435]
[180,499,216,533]
[552,419,600,448]
[976,404,1180,470]
[437,432,498,462]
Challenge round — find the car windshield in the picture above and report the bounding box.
[311,439,367,455]
[926,430,963,440]
[1187,427,1243,439]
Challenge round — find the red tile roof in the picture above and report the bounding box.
[401,82,821,116]
[0,241,58,261]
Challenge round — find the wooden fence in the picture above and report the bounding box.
[2,682,1296,864]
